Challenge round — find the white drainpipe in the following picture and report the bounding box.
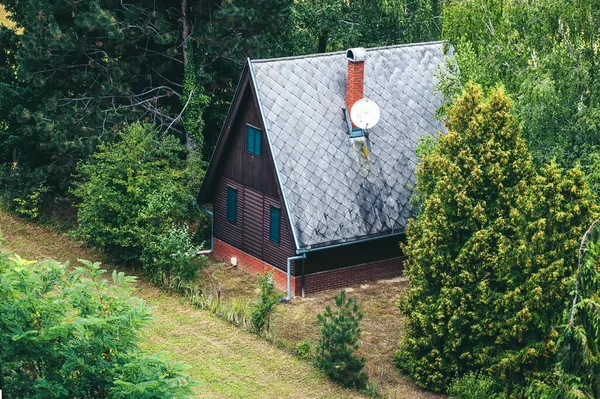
[281,254,306,301]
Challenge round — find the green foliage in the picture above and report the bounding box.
[140,225,205,291]
[72,122,202,286]
[529,220,600,399]
[290,0,441,54]
[448,373,497,399]
[295,339,314,360]
[251,273,280,333]
[316,289,368,389]
[442,0,600,168]
[0,252,194,398]
[0,0,188,199]
[396,83,597,395]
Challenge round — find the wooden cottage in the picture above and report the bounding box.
[197,42,448,297]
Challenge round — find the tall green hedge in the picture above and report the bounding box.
[396,83,597,396]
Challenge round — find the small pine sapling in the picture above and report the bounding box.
[316,289,368,389]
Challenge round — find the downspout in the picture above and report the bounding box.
[281,254,306,302]
[197,207,214,255]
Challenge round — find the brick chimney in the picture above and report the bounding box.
[346,48,367,128]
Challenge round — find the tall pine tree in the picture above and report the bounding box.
[396,83,597,395]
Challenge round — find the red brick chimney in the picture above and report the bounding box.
[346,48,366,128]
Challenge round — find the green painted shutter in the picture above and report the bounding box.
[246,127,255,154]
[254,128,262,156]
[269,206,280,243]
[247,126,262,156]
[227,187,237,223]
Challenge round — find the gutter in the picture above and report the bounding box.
[281,254,306,302]
[296,230,405,255]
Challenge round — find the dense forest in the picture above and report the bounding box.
[1,1,600,398]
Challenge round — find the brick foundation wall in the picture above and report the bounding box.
[213,238,301,295]
[213,238,404,296]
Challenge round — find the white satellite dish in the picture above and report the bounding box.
[350,98,381,130]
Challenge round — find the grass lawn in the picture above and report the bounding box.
[196,261,444,399]
[0,209,365,399]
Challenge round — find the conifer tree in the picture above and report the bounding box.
[396,83,597,395]
[316,289,368,389]
[530,219,600,398]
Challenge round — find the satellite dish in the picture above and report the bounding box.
[350,98,381,130]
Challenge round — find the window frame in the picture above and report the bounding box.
[269,206,281,244]
[246,125,262,157]
[226,186,238,223]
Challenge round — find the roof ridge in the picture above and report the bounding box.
[251,40,445,64]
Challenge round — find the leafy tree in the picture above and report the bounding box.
[316,289,368,389]
[72,123,202,286]
[0,0,198,206]
[289,0,441,55]
[0,248,194,398]
[396,83,597,395]
[441,0,600,168]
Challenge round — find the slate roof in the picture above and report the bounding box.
[249,41,448,250]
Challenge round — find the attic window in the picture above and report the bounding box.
[246,125,262,156]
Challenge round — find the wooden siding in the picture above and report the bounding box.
[220,89,280,198]
[242,187,264,258]
[304,235,405,274]
[210,77,297,273]
[263,196,295,273]
[214,178,244,249]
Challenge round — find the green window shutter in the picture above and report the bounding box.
[227,187,237,223]
[247,126,262,156]
[269,206,280,243]
[246,127,255,154]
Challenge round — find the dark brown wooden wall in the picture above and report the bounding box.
[304,235,405,274]
[211,82,296,274]
[220,89,280,198]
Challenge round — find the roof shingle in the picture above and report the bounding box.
[250,42,448,250]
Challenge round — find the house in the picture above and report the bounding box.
[197,42,448,297]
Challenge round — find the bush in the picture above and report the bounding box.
[396,84,597,394]
[0,247,194,398]
[141,224,204,290]
[251,273,280,333]
[448,373,497,399]
[316,289,368,389]
[295,339,314,360]
[72,123,203,286]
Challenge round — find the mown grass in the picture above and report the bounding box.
[200,264,444,399]
[0,209,364,399]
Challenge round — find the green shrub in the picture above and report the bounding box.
[448,373,498,399]
[141,224,205,290]
[295,339,314,360]
[397,83,597,394]
[72,122,203,286]
[316,289,368,389]
[0,249,194,398]
[251,272,280,333]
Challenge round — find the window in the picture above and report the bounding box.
[269,206,281,244]
[227,187,237,223]
[246,126,262,156]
